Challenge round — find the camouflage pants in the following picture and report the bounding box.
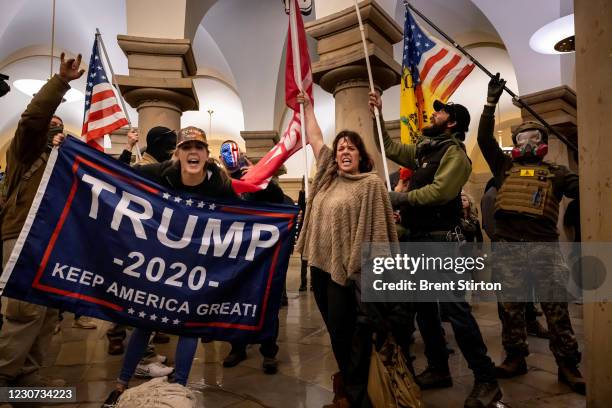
[493,242,581,365]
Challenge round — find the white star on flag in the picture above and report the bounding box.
[197,202,205,208]
[174,196,182,203]
[162,193,170,199]
[97,65,102,70]
[161,317,169,323]
[94,55,99,59]
[185,199,193,206]
[127,308,135,314]
[209,204,216,210]
[150,314,157,321]
[173,319,180,325]
[138,311,146,318]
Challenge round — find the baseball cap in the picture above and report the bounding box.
[176,126,208,148]
[433,100,470,133]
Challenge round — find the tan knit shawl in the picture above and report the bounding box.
[296,145,398,286]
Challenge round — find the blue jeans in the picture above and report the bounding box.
[118,329,197,386]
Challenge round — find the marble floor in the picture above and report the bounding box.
[4,257,587,407]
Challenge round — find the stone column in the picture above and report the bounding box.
[305,0,402,179]
[114,35,198,149]
[575,0,612,406]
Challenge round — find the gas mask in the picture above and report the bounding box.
[46,124,64,148]
[511,129,548,161]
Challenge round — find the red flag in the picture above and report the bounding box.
[233,0,313,194]
[82,38,128,151]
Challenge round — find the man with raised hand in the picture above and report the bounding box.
[0,53,83,387]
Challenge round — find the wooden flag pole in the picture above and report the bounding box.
[95,28,142,161]
[353,0,392,192]
[289,0,310,199]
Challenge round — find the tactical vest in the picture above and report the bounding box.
[401,138,463,232]
[495,163,559,225]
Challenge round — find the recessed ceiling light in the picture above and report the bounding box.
[530,14,575,55]
[13,79,84,103]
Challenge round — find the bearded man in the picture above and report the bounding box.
[370,93,501,408]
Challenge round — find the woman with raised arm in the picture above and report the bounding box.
[296,95,398,408]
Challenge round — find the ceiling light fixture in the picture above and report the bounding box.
[529,14,575,55]
[13,79,84,103]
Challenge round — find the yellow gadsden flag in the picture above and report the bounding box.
[400,9,475,144]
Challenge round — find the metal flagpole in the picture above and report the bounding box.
[353,0,392,191]
[95,28,143,161]
[403,1,577,152]
[289,0,310,198]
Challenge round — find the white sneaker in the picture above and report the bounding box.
[140,353,168,365]
[134,362,174,378]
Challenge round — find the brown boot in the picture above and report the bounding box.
[495,354,528,378]
[558,364,586,395]
[331,372,348,403]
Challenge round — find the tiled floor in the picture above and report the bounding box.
[6,257,587,407]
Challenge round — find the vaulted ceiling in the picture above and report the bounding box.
[0,0,574,177]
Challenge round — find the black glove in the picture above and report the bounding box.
[487,72,506,105]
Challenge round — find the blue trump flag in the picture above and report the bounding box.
[0,136,297,343]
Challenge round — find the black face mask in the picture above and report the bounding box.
[47,125,64,147]
[148,137,176,162]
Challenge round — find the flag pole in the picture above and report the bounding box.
[95,28,143,161]
[403,1,577,152]
[353,0,392,191]
[289,0,310,199]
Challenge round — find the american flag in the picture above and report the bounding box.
[81,38,128,151]
[400,8,475,143]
